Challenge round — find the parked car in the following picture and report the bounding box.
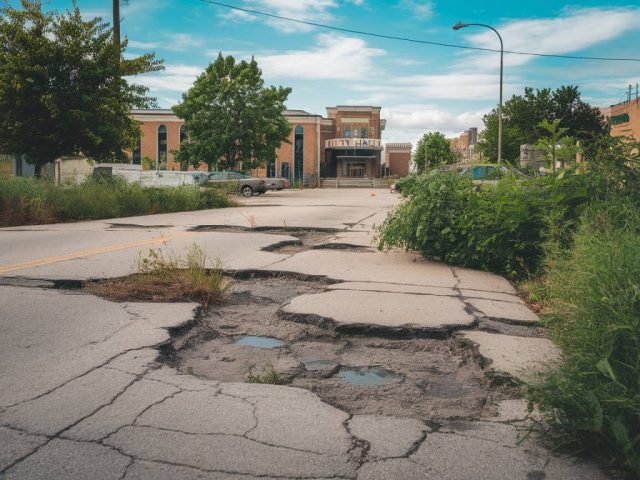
[207,171,267,197]
[265,177,290,191]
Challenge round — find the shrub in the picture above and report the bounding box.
[527,200,640,476]
[378,171,594,278]
[0,176,230,226]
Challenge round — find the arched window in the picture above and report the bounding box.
[294,125,304,182]
[180,124,187,143]
[157,125,167,170]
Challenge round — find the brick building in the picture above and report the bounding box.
[449,127,478,163]
[607,94,640,141]
[132,105,411,185]
[384,143,412,177]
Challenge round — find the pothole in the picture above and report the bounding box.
[335,366,404,386]
[187,225,371,253]
[234,335,285,348]
[162,275,515,421]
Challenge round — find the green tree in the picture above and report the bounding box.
[478,86,607,165]
[412,132,454,173]
[0,0,163,174]
[534,119,578,174]
[173,54,291,172]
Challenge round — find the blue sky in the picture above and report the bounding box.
[44,0,640,144]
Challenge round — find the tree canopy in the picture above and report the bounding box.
[412,132,454,173]
[0,0,163,173]
[478,86,608,164]
[172,54,291,172]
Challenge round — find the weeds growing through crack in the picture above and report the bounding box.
[88,244,231,305]
[246,363,285,385]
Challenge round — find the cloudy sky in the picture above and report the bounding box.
[47,0,640,145]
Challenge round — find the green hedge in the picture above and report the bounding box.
[527,200,640,476]
[0,176,230,226]
[378,172,594,278]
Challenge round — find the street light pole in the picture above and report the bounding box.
[113,0,120,51]
[453,22,503,165]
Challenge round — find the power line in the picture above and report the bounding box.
[198,0,640,63]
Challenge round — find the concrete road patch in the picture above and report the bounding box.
[282,289,475,334]
[461,331,561,381]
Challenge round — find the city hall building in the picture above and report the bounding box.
[131,106,410,185]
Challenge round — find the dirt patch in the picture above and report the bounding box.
[165,275,515,421]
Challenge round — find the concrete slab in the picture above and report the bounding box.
[411,431,535,480]
[348,415,427,458]
[221,383,353,456]
[105,426,356,479]
[461,331,561,380]
[357,458,434,479]
[0,367,135,436]
[328,281,458,296]
[64,378,179,441]
[0,427,47,471]
[124,460,286,480]
[282,289,474,334]
[135,390,255,435]
[467,298,539,324]
[453,267,517,294]
[2,438,130,480]
[262,250,460,287]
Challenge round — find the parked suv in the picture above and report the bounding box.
[207,171,267,197]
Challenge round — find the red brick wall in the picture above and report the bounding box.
[388,151,410,177]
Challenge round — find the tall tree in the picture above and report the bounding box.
[478,86,608,164]
[173,54,291,172]
[412,132,454,173]
[0,0,163,174]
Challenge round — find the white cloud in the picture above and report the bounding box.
[128,40,160,50]
[352,72,519,102]
[399,0,434,21]
[462,7,640,69]
[381,104,487,145]
[258,33,385,80]
[136,64,202,94]
[221,0,338,33]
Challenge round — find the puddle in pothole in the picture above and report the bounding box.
[234,335,285,349]
[335,366,403,386]
[164,275,515,422]
[302,359,339,372]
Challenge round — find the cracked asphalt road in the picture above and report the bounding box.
[0,189,609,479]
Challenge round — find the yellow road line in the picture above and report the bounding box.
[0,232,195,275]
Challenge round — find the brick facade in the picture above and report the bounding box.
[132,105,389,185]
[608,97,640,141]
[384,143,412,177]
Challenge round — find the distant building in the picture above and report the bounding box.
[384,143,412,177]
[133,106,390,186]
[606,90,640,141]
[449,127,478,163]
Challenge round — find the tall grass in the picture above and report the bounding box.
[0,176,230,226]
[527,200,640,476]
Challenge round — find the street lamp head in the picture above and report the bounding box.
[452,22,468,30]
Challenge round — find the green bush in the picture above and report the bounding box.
[527,200,640,476]
[378,171,594,278]
[0,176,230,226]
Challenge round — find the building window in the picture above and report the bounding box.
[158,125,167,170]
[132,135,141,165]
[294,125,304,182]
[361,128,367,138]
[180,124,187,143]
[344,127,351,138]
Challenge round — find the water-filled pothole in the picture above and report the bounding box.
[164,275,514,421]
[335,366,403,386]
[234,335,285,349]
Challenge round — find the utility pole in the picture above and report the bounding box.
[113,0,120,51]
